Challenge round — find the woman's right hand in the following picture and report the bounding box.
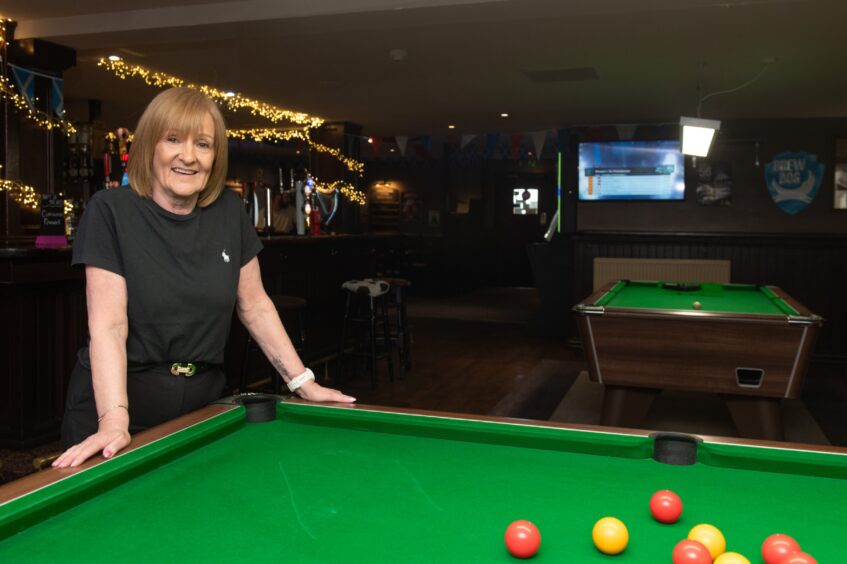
[52,415,131,468]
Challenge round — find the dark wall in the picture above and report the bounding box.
[363,155,559,291]
[577,118,847,233]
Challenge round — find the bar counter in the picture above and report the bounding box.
[0,233,404,448]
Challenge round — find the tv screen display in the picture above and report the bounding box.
[578,140,685,200]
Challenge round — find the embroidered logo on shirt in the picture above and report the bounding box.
[222,249,230,263]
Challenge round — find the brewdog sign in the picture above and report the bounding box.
[765,151,823,215]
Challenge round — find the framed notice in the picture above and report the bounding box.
[835,139,847,209]
[695,160,732,206]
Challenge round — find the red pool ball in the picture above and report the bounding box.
[762,534,801,564]
[650,490,683,523]
[778,553,817,564]
[672,539,712,564]
[504,520,541,559]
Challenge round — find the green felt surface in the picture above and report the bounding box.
[596,281,797,315]
[2,403,845,563]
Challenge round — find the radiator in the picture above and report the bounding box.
[593,258,731,291]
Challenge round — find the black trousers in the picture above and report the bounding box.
[61,360,226,448]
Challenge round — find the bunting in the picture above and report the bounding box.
[395,135,408,156]
[531,131,547,158]
[557,129,571,156]
[510,133,523,160]
[370,136,382,156]
[484,133,499,159]
[412,135,430,159]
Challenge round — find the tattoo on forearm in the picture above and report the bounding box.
[271,357,289,382]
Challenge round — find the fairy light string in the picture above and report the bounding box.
[97,58,324,130]
[97,58,366,185]
[228,128,365,175]
[0,76,77,134]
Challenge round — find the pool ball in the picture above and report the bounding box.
[714,553,751,564]
[650,490,683,523]
[762,534,801,564]
[688,523,726,559]
[592,516,628,555]
[672,539,712,564]
[778,553,817,564]
[692,301,702,310]
[504,520,540,559]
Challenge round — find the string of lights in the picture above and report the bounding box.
[306,139,366,176]
[310,176,367,205]
[0,181,79,219]
[228,128,365,175]
[0,76,77,134]
[97,58,324,130]
[0,179,40,210]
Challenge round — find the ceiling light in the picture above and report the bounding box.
[448,124,456,129]
[680,116,721,157]
[367,137,374,144]
[500,113,509,118]
[108,55,122,61]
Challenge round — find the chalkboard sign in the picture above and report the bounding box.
[40,195,65,235]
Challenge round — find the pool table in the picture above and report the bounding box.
[574,280,823,441]
[1,398,845,562]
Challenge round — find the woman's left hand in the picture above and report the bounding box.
[296,381,356,403]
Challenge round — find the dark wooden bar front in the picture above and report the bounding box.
[0,234,403,448]
[0,245,86,449]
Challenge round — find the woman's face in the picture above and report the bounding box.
[151,113,215,205]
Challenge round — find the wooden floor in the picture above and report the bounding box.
[333,316,582,416]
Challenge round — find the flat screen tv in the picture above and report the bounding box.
[578,140,685,200]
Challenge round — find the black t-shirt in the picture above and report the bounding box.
[72,185,263,366]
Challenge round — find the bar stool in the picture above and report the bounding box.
[339,279,394,387]
[380,277,412,378]
[241,294,307,394]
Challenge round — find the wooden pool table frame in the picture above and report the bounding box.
[574,280,823,441]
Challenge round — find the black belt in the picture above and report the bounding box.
[168,362,221,377]
[124,362,221,375]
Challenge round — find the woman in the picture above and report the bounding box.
[54,88,354,468]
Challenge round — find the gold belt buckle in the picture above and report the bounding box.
[170,363,197,377]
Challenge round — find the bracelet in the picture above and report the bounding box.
[97,404,129,423]
[287,368,315,393]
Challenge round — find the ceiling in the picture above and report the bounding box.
[2,0,846,136]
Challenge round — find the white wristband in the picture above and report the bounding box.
[287,368,315,392]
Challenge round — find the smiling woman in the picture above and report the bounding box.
[54,88,354,470]
[127,88,228,210]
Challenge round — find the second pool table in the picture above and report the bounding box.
[1,398,845,562]
[574,280,823,440]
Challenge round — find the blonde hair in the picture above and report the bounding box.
[127,88,228,207]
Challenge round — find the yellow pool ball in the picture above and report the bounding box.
[592,516,629,555]
[688,523,726,559]
[692,301,702,310]
[714,553,751,564]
